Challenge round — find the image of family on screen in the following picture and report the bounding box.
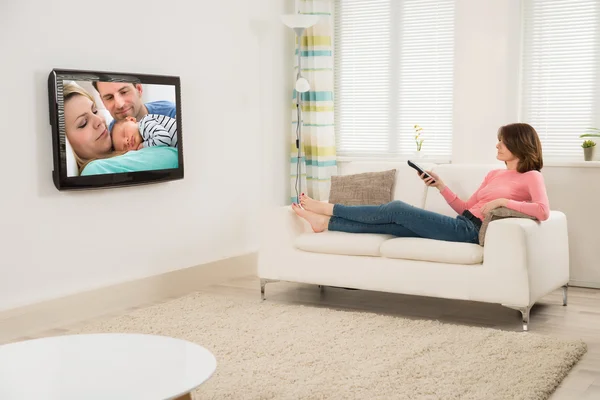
[62,79,180,177]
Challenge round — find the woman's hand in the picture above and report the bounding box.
[419,170,445,191]
[480,198,509,216]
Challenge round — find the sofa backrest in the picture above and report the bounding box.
[425,163,503,216]
[336,161,504,213]
[336,160,437,208]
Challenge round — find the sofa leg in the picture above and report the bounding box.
[518,306,531,332]
[260,279,279,301]
[562,284,568,306]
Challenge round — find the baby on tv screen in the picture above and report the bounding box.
[48,69,184,191]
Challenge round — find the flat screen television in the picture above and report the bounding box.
[48,68,184,191]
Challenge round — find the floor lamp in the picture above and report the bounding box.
[281,14,320,204]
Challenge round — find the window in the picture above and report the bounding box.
[333,0,455,159]
[520,0,599,160]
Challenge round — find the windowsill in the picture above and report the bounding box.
[336,156,452,164]
[337,157,600,168]
[544,160,600,168]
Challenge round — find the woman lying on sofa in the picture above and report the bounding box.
[292,123,550,245]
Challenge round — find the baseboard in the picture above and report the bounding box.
[0,253,257,344]
[569,279,600,290]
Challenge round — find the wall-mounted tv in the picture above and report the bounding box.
[48,68,184,191]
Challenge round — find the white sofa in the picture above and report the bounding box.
[257,162,570,331]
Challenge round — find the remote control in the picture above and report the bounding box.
[407,160,436,183]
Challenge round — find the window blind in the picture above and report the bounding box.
[520,0,599,160]
[334,0,455,159]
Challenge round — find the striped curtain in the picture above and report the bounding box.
[290,0,337,204]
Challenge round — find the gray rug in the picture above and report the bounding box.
[69,292,587,400]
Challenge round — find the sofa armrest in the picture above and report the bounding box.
[482,210,569,306]
[257,206,311,276]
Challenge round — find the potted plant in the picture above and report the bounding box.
[580,128,600,161]
[582,139,596,161]
[413,124,425,158]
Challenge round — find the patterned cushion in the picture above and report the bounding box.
[328,169,397,206]
[479,207,537,246]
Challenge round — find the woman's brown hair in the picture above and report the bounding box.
[497,123,543,173]
[63,82,126,173]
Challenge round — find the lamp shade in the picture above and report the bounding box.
[281,14,320,29]
[295,77,311,93]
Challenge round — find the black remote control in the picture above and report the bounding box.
[407,160,436,183]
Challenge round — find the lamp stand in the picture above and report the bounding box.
[294,28,305,204]
[281,13,320,204]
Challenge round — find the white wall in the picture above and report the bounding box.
[452,0,522,163]
[452,0,600,287]
[0,0,293,311]
[542,166,600,287]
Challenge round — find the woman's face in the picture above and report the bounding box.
[64,95,112,160]
[496,137,518,162]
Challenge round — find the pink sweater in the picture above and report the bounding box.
[439,169,550,221]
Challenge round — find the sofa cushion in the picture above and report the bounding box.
[295,231,395,257]
[380,237,483,265]
[328,169,396,206]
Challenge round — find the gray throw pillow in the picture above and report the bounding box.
[328,169,397,206]
[478,207,538,246]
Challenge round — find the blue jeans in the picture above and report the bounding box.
[328,201,480,244]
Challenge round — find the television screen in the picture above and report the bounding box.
[48,68,184,190]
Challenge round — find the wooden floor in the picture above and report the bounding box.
[7,275,600,399]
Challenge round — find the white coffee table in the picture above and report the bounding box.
[0,333,217,400]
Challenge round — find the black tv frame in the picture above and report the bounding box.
[48,68,184,191]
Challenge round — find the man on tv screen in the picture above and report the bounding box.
[92,81,177,132]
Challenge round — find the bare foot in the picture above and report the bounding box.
[291,203,330,233]
[299,193,334,216]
